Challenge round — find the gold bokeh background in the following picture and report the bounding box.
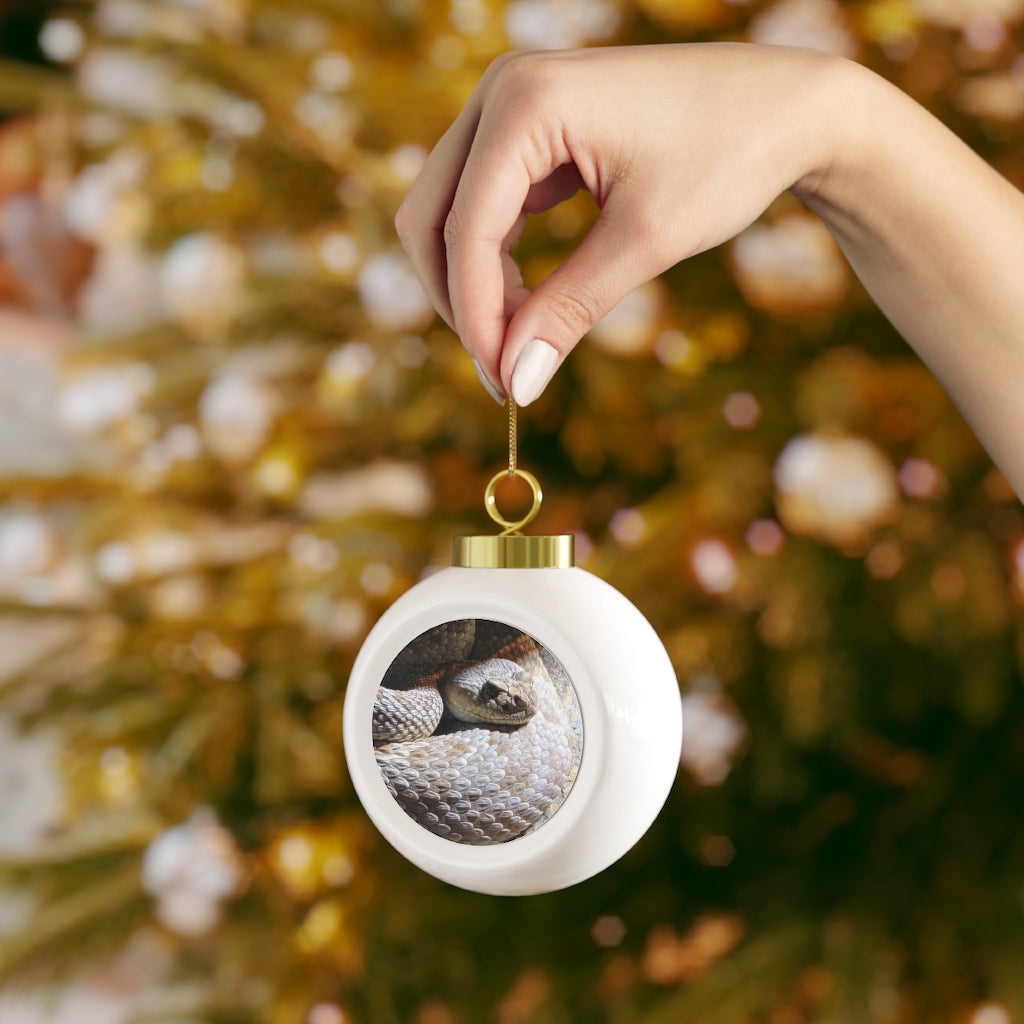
[1,1,1023,1022]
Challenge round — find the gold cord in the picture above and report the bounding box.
[458,397,573,565]
[507,396,517,478]
[482,397,541,534]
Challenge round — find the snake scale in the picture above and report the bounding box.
[373,619,581,845]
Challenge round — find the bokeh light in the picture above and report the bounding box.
[1,0,1023,1020]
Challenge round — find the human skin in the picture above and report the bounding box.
[395,43,1024,499]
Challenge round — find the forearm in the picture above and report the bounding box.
[795,60,1024,497]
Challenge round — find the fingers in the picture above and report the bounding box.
[442,59,575,373]
[447,163,581,403]
[501,202,666,405]
[394,56,517,330]
[443,140,534,393]
[398,49,674,406]
[405,50,663,406]
[396,54,559,403]
[420,118,654,407]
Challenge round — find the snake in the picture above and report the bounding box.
[372,619,580,845]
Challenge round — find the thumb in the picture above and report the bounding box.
[500,209,657,406]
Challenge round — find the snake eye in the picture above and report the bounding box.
[480,681,501,701]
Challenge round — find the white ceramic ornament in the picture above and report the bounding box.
[344,407,682,896]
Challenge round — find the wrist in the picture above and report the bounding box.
[788,54,879,215]
[790,56,953,256]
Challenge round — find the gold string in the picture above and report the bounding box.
[507,396,517,478]
[484,397,541,534]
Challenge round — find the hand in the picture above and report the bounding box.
[397,42,1024,500]
[395,43,844,405]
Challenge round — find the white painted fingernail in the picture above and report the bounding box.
[472,358,506,405]
[510,339,559,407]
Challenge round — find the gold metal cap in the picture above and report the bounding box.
[451,533,575,569]
[455,457,572,567]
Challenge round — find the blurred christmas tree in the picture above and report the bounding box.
[1,0,1023,1022]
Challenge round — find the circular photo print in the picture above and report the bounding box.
[372,618,583,845]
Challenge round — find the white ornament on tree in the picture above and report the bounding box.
[344,402,682,895]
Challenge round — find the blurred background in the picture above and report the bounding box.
[1,0,1023,1022]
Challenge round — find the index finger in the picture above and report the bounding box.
[445,98,569,381]
[394,55,520,331]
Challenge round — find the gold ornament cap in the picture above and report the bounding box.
[451,466,574,569]
[452,532,575,569]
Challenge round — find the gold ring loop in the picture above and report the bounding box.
[484,468,542,535]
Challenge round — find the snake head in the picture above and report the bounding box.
[478,672,537,722]
[442,659,538,725]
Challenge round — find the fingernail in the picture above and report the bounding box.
[472,358,506,405]
[510,339,559,407]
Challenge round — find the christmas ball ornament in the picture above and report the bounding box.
[344,402,682,895]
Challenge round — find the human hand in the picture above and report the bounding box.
[395,43,845,405]
[397,41,1024,500]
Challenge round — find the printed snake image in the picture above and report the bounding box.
[372,620,579,845]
